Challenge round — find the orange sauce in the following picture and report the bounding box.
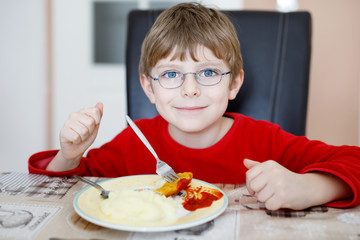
[182,186,223,211]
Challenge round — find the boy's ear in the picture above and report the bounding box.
[228,70,244,100]
[140,74,156,104]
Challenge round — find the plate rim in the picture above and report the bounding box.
[73,174,228,232]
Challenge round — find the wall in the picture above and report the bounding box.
[300,0,360,146]
[0,0,47,172]
[51,0,127,152]
[243,0,360,146]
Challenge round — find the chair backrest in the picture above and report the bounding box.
[126,10,311,136]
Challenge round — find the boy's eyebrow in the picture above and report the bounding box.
[155,61,226,71]
[155,63,182,70]
[195,61,226,69]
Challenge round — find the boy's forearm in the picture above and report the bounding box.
[304,172,353,206]
[45,151,81,172]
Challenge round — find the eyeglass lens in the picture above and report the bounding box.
[158,68,223,89]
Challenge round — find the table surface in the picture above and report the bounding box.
[0,172,359,240]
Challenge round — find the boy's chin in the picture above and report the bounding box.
[168,119,212,133]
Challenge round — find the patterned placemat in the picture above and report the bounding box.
[0,172,77,199]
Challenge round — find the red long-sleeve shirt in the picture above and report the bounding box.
[29,113,360,207]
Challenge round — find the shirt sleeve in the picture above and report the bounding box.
[28,150,90,177]
[271,125,360,208]
[27,126,139,177]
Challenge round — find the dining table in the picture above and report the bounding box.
[0,171,359,240]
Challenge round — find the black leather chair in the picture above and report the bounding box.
[126,10,311,136]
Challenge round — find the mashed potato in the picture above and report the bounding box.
[100,188,178,222]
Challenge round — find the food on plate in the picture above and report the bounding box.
[76,175,226,229]
[100,188,178,222]
[97,173,223,224]
[182,186,223,211]
[156,172,223,211]
[156,172,193,197]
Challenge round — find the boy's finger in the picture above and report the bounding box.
[95,102,104,117]
[80,105,102,125]
[61,127,82,145]
[243,158,260,169]
[246,186,255,196]
[67,120,89,143]
[244,159,261,196]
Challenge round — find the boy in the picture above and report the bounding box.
[29,3,360,210]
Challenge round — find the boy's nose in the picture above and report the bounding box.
[181,73,200,97]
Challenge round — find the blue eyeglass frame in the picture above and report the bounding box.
[149,68,232,89]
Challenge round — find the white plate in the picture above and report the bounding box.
[73,175,228,232]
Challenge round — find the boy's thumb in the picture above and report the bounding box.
[95,102,104,117]
[243,158,260,169]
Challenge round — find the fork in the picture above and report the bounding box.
[125,115,180,183]
[74,175,110,198]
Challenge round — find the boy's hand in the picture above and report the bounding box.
[59,102,103,162]
[244,159,312,210]
[47,103,103,172]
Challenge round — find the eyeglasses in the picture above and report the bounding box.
[150,68,231,89]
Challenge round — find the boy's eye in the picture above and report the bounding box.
[162,71,181,79]
[199,69,220,78]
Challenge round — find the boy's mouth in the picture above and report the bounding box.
[175,106,207,112]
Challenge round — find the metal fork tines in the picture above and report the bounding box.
[126,115,180,183]
[156,159,179,182]
[74,175,110,198]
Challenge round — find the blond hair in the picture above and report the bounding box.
[139,2,243,83]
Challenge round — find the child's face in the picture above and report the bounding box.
[141,45,243,135]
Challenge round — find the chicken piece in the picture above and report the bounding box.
[156,172,193,197]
